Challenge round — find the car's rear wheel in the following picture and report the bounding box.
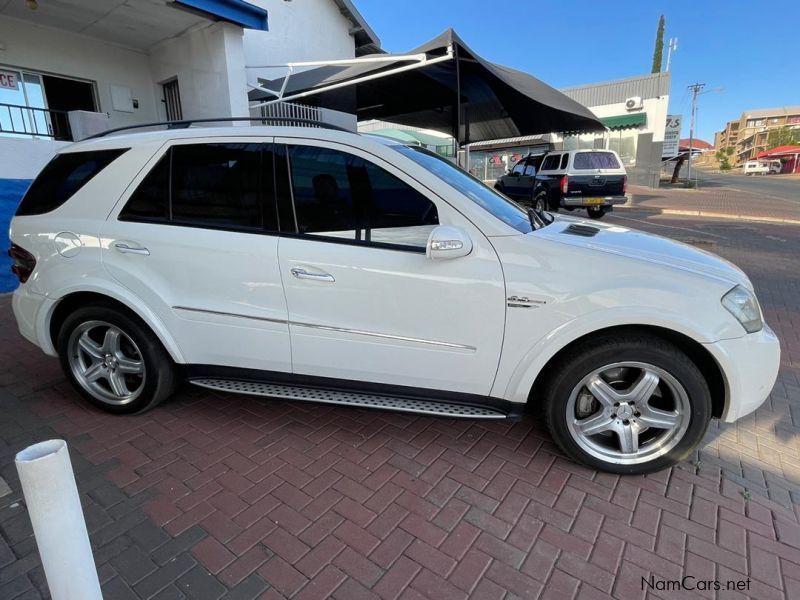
[533,191,548,213]
[57,304,178,414]
[542,333,711,474]
[587,206,606,219]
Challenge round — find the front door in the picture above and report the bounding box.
[101,139,291,372]
[275,139,506,395]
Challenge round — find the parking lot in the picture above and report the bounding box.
[1,200,799,599]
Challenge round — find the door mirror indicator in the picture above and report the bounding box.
[426,226,473,260]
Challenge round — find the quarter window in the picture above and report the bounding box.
[541,155,561,171]
[288,145,438,249]
[559,154,569,169]
[16,148,128,216]
[120,143,278,232]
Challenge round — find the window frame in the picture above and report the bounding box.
[275,138,446,254]
[116,138,282,236]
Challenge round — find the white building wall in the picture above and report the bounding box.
[149,22,249,121]
[0,137,69,179]
[0,16,160,130]
[243,0,357,86]
[588,96,670,143]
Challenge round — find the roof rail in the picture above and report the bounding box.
[85,116,352,140]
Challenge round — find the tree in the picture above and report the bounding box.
[651,15,665,73]
[715,146,735,171]
[767,127,800,150]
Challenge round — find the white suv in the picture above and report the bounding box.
[9,125,780,474]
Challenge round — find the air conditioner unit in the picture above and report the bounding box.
[625,96,643,111]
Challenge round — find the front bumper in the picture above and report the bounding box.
[561,195,627,207]
[706,324,781,422]
[12,285,57,356]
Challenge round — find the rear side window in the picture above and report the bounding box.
[120,143,278,232]
[15,148,128,216]
[559,154,569,169]
[541,155,560,171]
[573,152,621,170]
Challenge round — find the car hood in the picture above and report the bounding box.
[531,214,751,288]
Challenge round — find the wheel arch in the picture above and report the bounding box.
[526,324,728,419]
[46,288,185,363]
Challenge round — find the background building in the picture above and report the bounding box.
[714,106,800,165]
[465,73,671,186]
[0,0,378,180]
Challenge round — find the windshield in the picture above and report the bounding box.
[393,145,533,233]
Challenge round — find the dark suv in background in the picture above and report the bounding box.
[495,149,627,220]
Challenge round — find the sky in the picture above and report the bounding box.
[357,0,799,143]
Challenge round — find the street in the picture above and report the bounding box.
[693,168,800,204]
[0,197,798,599]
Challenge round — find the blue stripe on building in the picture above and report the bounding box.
[175,0,269,31]
[0,179,31,293]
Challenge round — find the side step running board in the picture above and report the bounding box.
[190,378,509,419]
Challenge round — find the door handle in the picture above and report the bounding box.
[113,242,150,256]
[290,267,335,282]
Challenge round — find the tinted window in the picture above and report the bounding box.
[559,154,570,169]
[573,152,621,170]
[171,144,265,229]
[120,143,278,232]
[16,148,128,216]
[541,155,560,171]
[289,146,438,249]
[394,145,533,234]
[121,152,170,220]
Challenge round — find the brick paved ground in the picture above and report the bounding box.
[626,184,800,223]
[1,208,799,599]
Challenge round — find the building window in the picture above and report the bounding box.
[0,65,97,140]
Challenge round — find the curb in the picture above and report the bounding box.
[615,203,800,225]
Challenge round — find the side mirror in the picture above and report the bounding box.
[426,225,473,260]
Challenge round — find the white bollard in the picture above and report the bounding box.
[15,439,103,600]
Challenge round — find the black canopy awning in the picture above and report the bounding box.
[249,29,605,145]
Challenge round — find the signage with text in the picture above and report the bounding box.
[0,70,19,91]
[662,114,682,158]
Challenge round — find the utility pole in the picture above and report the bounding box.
[687,82,705,185]
[666,38,678,71]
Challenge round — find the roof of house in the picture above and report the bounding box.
[332,0,381,55]
[679,138,713,150]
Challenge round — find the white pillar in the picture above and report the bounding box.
[15,440,102,600]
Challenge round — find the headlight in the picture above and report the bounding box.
[721,285,763,333]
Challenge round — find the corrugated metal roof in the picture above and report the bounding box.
[561,72,671,107]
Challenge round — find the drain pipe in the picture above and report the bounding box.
[15,439,102,600]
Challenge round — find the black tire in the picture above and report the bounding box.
[533,191,548,213]
[541,333,711,475]
[587,206,606,219]
[57,303,179,414]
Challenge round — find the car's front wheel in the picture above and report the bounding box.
[542,333,711,474]
[57,303,178,414]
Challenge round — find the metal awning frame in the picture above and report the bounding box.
[246,45,456,110]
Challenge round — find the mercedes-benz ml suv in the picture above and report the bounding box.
[8,125,780,474]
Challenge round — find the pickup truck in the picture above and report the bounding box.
[495,149,628,219]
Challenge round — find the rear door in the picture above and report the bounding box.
[566,151,626,198]
[275,138,506,395]
[101,138,292,372]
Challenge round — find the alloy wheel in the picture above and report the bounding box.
[565,362,690,465]
[67,320,146,405]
